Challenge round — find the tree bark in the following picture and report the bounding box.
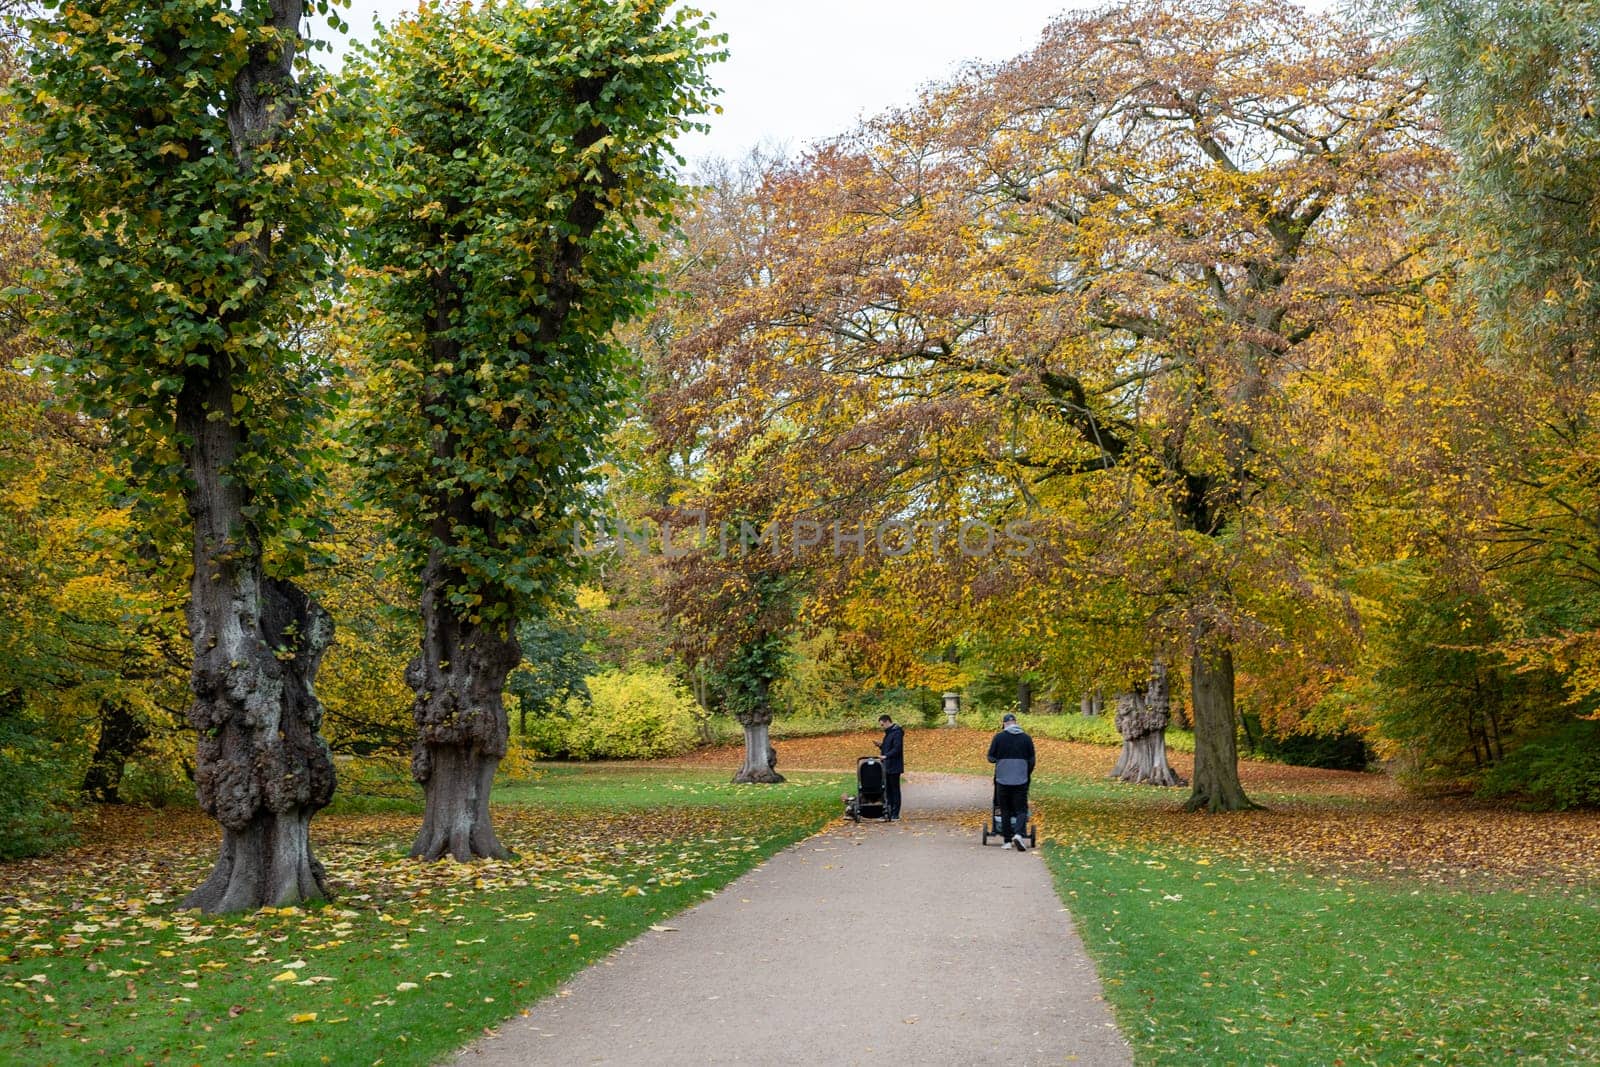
[1109,663,1186,787]
[407,555,522,861]
[180,371,335,913]
[1017,679,1032,715]
[1184,634,1259,812]
[81,699,149,803]
[732,710,783,784]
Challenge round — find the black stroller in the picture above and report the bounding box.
[980,782,1037,847]
[843,756,887,822]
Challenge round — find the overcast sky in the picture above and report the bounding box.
[333,1,1086,165]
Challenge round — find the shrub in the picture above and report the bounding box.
[117,756,194,809]
[1242,713,1371,771]
[956,707,1197,753]
[1478,719,1600,810]
[0,712,78,859]
[543,667,700,760]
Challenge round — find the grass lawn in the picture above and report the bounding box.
[0,766,843,1066]
[1023,772,1600,1067]
[1044,837,1600,1065]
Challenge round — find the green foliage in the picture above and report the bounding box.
[1407,0,1600,712]
[1411,0,1600,358]
[1365,575,1572,782]
[955,707,1199,754]
[1478,718,1600,810]
[114,753,192,809]
[669,540,801,726]
[508,615,597,727]
[714,625,792,723]
[352,0,722,624]
[1240,713,1371,771]
[17,0,352,565]
[536,666,701,759]
[0,705,77,859]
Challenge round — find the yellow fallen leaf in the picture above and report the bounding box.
[290,1012,317,1024]
[271,971,298,983]
[395,982,419,992]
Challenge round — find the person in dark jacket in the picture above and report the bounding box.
[875,714,904,820]
[987,712,1036,850]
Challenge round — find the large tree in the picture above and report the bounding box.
[660,0,1440,811]
[22,0,351,908]
[355,0,719,861]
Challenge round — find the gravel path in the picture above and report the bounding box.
[455,773,1132,1066]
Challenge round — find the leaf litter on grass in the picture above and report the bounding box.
[0,799,827,1064]
[673,728,1600,887]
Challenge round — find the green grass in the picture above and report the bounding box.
[701,715,882,746]
[955,709,1197,752]
[0,768,840,1066]
[492,765,846,809]
[1044,838,1600,1066]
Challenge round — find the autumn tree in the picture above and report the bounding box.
[20,0,351,909]
[1409,0,1600,703]
[659,476,801,784]
[661,0,1440,811]
[354,0,719,860]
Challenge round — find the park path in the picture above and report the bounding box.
[454,773,1132,1066]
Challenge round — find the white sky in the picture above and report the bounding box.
[331,1,1086,165]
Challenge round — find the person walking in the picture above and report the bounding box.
[875,713,904,821]
[987,712,1035,850]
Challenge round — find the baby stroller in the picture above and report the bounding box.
[843,756,887,822]
[980,782,1037,847]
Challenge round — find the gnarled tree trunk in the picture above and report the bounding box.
[81,699,149,803]
[180,373,336,914]
[1184,631,1259,812]
[732,708,783,784]
[1109,663,1186,786]
[408,555,522,861]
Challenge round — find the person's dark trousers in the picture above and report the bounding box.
[996,782,1029,839]
[885,773,902,819]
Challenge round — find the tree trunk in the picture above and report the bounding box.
[732,712,783,784]
[1184,635,1259,812]
[81,699,149,803]
[408,555,522,861]
[1017,679,1032,715]
[1109,663,1185,787]
[180,372,336,913]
